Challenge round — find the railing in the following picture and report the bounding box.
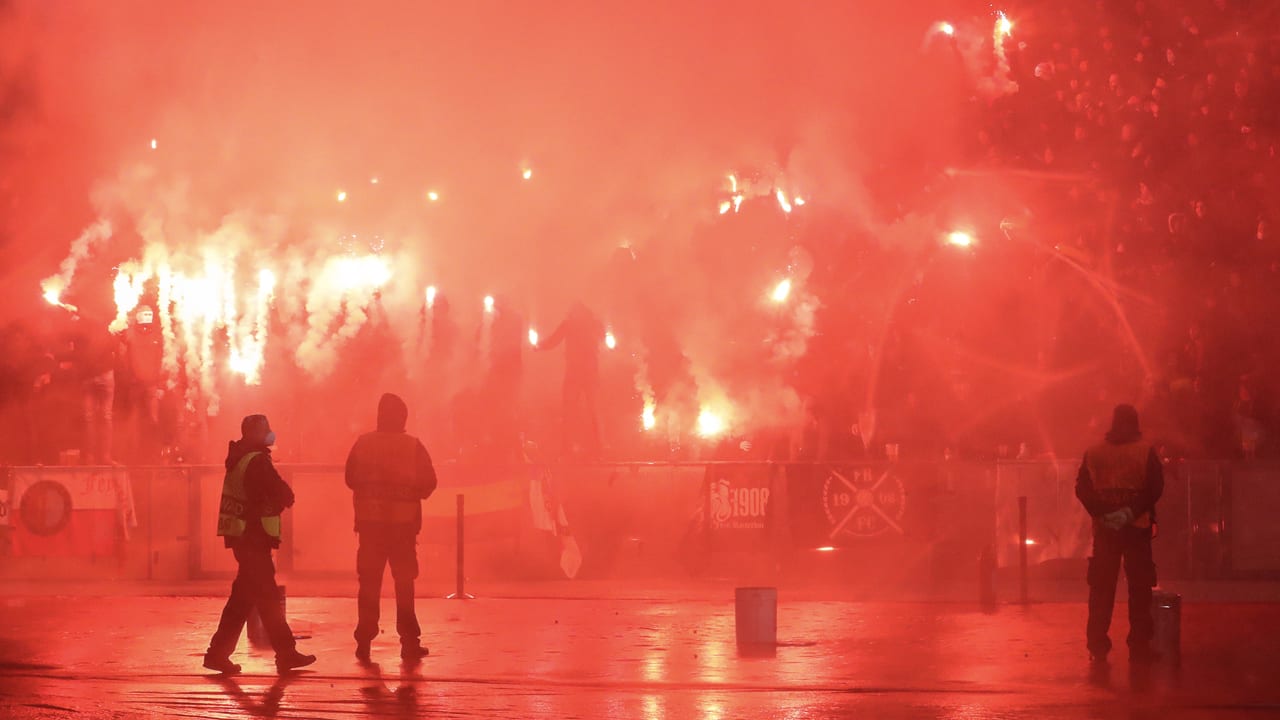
[0,460,1273,584]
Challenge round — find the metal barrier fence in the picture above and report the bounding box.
[0,460,1274,583]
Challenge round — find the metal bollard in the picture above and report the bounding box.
[1018,496,1029,604]
[446,493,475,599]
[246,584,286,649]
[1151,589,1181,665]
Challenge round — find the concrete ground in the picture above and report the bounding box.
[1,591,1279,719]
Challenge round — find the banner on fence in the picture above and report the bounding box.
[7,467,137,557]
[787,464,911,547]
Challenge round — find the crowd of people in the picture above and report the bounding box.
[2,1,1278,466]
[977,0,1280,458]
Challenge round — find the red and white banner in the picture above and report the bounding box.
[7,468,137,557]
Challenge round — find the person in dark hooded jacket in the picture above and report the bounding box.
[345,393,438,663]
[1075,404,1164,665]
[204,414,315,675]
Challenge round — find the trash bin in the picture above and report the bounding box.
[247,584,287,649]
[1151,588,1180,665]
[735,587,777,647]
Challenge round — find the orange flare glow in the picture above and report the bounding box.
[771,278,792,303]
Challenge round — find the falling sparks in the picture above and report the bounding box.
[947,231,974,248]
[771,278,792,303]
[776,189,793,214]
[425,285,437,309]
[641,401,657,431]
[484,295,495,313]
[528,328,539,347]
[604,331,617,350]
[109,265,148,332]
[696,408,726,438]
[996,11,1013,38]
[336,190,348,203]
[332,255,392,291]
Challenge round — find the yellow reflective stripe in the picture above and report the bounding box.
[216,452,267,538]
[261,515,281,538]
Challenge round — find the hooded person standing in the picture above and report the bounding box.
[1075,404,1164,665]
[204,414,315,675]
[345,393,438,663]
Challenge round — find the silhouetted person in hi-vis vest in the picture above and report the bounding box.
[1075,404,1164,665]
[204,414,315,675]
[346,393,438,664]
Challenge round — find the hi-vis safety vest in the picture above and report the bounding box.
[216,452,282,539]
[1085,441,1153,528]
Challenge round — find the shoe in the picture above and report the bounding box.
[401,644,429,663]
[203,654,242,675]
[275,651,317,674]
[355,641,372,663]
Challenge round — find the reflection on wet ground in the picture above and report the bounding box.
[1,596,1277,718]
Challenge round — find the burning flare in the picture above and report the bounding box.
[604,331,617,350]
[771,278,793,304]
[697,408,726,438]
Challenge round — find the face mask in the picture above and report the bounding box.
[264,430,277,447]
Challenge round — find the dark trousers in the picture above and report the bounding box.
[208,544,295,658]
[1087,525,1156,655]
[355,528,420,646]
[561,379,601,457]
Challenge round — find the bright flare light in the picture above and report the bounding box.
[947,231,974,247]
[42,287,61,307]
[484,295,495,313]
[718,201,732,215]
[641,401,656,431]
[336,190,348,203]
[528,328,539,347]
[794,196,806,206]
[816,546,837,552]
[604,331,617,350]
[771,278,792,303]
[522,168,533,180]
[149,138,157,150]
[940,22,955,36]
[427,190,440,202]
[425,285,437,309]
[776,189,793,214]
[697,408,726,438]
[996,11,1012,37]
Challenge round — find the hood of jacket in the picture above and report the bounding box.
[225,439,270,470]
[377,393,409,433]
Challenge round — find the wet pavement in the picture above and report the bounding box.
[1,594,1278,719]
